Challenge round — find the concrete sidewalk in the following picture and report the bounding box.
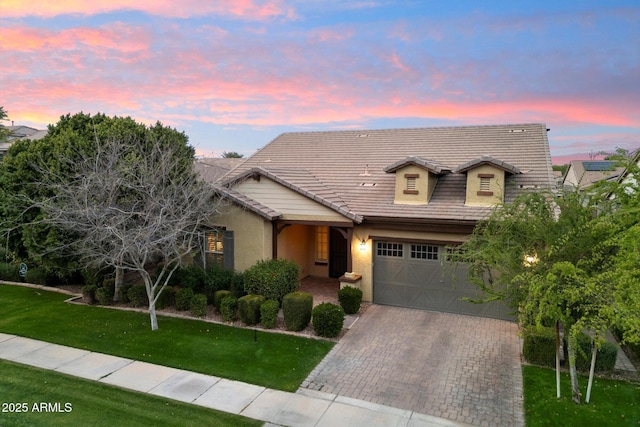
[0,333,470,427]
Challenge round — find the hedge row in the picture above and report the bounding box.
[522,326,618,372]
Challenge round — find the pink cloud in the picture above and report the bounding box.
[0,24,150,53]
[1,0,293,20]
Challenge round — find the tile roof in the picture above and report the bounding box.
[452,155,522,174]
[223,123,556,223]
[383,156,451,174]
[562,160,625,189]
[195,157,245,183]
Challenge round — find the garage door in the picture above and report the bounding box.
[373,241,514,321]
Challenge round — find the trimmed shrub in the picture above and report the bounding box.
[238,294,266,325]
[81,268,110,288]
[213,290,232,312]
[95,287,113,305]
[0,262,22,282]
[101,278,116,300]
[282,292,313,332]
[127,285,148,308]
[118,283,133,303]
[175,287,195,311]
[203,265,235,302]
[243,259,300,303]
[155,286,175,309]
[522,326,557,368]
[180,265,207,293]
[338,286,363,314]
[81,285,97,305]
[220,295,238,322]
[190,293,208,318]
[312,302,345,338]
[25,267,48,285]
[564,333,618,372]
[260,300,279,329]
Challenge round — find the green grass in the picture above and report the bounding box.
[0,360,262,427]
[523,365,640,426]
[0,284,333,392]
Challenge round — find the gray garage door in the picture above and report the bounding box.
[373,241,514,321]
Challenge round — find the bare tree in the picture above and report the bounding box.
[36,135,219,330]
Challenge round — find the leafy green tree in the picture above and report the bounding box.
[455,152,639,404]
[221,151,243,158]
[0,113,219,331]
[0,106,11,141]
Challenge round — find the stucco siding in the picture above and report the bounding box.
[213,204,272,271]
[464,165,505,206]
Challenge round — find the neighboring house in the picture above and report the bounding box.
[0,125,48,159]
[561,160,625,191]
[194,157,245,183]
[204,124,556,320]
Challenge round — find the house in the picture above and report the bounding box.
[194,157,245,183]
[561,160,625,191]
[205,124,556,320]
[0,125,48,159]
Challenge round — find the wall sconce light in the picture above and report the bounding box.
[523,253,539,267]
[359,239,367,251]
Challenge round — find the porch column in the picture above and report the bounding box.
[347,227,353,272]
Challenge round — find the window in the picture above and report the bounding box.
[376,242,403,257]
[205,229,224,267]
[403,173,419,194]
[411,244,438,260]
[315,226,328,263]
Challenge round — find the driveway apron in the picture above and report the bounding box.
[301,305,524,427]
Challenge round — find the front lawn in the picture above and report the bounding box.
[0,284,333,392]
[0,360,262,427]
[523,365,640,426]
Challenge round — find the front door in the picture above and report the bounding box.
[329,227,348,278]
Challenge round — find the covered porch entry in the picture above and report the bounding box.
[272,221,354,279]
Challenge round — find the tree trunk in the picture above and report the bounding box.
[113,265,124,302]
[586,338,597,403]
[149,302,158,331]
[567,333,581,404]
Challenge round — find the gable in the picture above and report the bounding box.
[463,164,506,206]
[234,177,352,222]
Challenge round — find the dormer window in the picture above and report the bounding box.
[383,156,450,205]
[404,174,419,194]
[452,156,522,206]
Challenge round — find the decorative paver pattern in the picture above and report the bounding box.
[301,305,524,427]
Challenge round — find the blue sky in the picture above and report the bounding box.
[1,0,638,163]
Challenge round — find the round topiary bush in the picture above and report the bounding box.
[220,295,238,322]
[243,259,300,303]
[238,294,266,325]
[190,293,208,318]
[338,285,363,314]
[260,299,279,329]
[312,302,345,338]
[175,287,194,311]
[127,285,148,308]
[95,287,113,306]
[81,284,98,305]
[282,292,313,332]
[213,290,232,312]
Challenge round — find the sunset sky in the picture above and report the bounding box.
[1,0,638,164]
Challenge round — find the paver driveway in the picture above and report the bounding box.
[301,305,524,427]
